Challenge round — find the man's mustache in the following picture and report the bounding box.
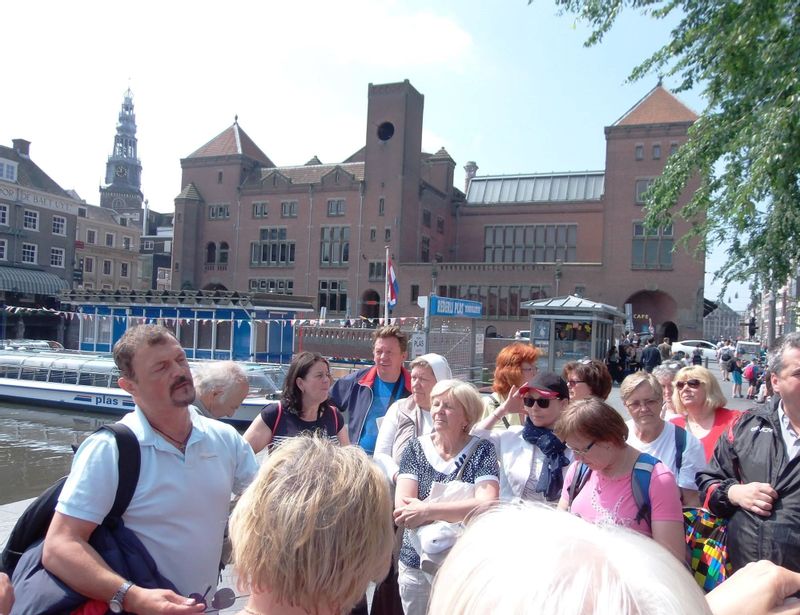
[170,376,192,393]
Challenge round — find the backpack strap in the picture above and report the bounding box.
[568,462,592,510]
[330,404,339,433]
[100,423,141,524]
[631,453,658,526]
[269,401,283,433]
[673,425,687,480]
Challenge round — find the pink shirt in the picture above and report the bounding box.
[561,459,683,537]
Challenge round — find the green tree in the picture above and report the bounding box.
[547,0,800,292]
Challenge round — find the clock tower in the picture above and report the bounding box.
[100,88,144,224]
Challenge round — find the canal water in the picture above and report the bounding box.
[0,404,115,505]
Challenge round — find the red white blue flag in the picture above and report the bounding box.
[387,258,399,311]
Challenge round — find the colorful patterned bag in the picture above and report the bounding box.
[683,506,732,592]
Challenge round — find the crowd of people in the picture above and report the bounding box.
[6,324,800,615]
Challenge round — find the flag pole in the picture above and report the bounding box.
[384,245,390,323]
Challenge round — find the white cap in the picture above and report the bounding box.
[411,353,452,382]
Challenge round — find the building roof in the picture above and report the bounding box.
[82,204,122,224]
[176,182,202,201]
[613,85,698,126]
[0,266,70,295]
[186,122,275,166]
[0,144,71,198]
[521,294,626,318]
[466,171,605,205]
[260,162,365,185]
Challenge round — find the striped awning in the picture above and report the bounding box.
[0,266,70,295]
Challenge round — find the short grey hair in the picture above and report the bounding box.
[652,362,682,382]
[769,332,800,376]
[193,361,248,399]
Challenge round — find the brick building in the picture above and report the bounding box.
[172,80,705,340]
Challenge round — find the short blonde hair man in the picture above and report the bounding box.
[230,435,393,614]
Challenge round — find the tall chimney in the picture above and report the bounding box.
[12,139,30,157]
[464,160,478,193]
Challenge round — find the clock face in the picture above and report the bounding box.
[115,165,128,178]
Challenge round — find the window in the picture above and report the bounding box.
[217,171,223,184]
[206,242,217,264]
[84,257,94,273]
[21,242,37,264]
[652,144,661,160]
[0,204,7,226]
[23,210,39,231]
[103,260,112,275]
[208,204,230,219]
[670,142,679,155]
[436,216,444,234]
[219,242,229,264]
[320,226,350,266]
[370,227,376,242]
[50,247,65,268]
[143,239,154,250]
[105,232,115,248]
[632,222,674,270]
[0,159,18,182]
[281,201,298,218]
[248,278,294,294]
[120,263,129,278]
[122,236,132,250]
[326,199,345,217]
[87,229,97,244]
[635,178,655,204]
[379,197,385,216]
[368,261,386,281]
[421,236,430,262]
[250,227,296,266]
[422,209,432,228]
[252,202,268,218]
[78,207,87,218]
[483,224,578,263]
[410,284,420,303]
[385,227,391,242]
[52,215,66,236]
[635,144,644,160]
[0,239,6,260]
[318,279,348,314]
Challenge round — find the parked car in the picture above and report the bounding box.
[671,339,717,362]
[514,330,531,340]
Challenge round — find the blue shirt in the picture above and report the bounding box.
[358,376,399,454]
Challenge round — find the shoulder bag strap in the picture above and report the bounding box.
[454,438,481,481]
[101,423,141,522]
[568,463,591,510]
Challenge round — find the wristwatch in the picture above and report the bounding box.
[109,581,133,613]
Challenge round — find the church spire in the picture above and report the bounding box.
[100,88,144,218]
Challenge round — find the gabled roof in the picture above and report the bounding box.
[343,146,366,163]
[260,162,365,185]
[0,144,71,197]
[304,155,323,166]
[614,85,698,126]
[176,182,202,201]
[187,122,275,166]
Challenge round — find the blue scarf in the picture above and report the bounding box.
[521,418,570,502]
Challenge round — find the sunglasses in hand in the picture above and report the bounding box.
[189,587,248,612]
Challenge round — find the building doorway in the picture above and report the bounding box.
[361,289,380,319]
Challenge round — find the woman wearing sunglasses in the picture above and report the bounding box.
[472,372,572,503]
[555,397,685,562]
[669,366,741,461]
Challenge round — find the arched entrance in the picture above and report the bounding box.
[361,289,380,319]
[624,290,678,339]
[661,321,679,343]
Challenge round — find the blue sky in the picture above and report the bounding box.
[3,0,749,311]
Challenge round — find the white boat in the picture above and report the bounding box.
[0,346,287,427]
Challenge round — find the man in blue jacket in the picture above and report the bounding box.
[330,325,412,454]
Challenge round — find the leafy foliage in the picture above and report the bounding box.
[545,0,800,291]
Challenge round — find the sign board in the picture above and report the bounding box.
[624,303,634,332]
[475,333,485,355]
[429,295,482,318]
[410,332,427,359]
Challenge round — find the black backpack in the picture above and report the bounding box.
[0,423,140,577]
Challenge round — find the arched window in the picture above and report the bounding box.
[219,242,229,264]
[206,242,216,263]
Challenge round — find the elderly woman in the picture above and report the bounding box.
[481,342,540,429]
[555,398,685,562]
[230,435,393,615]
[244,351,349,453]
[472,372,572,503]
[670,366,741,461]
[395,379,500,615]
[652,361,682,419]
[374,353,452,485]
[622,372,706,506]
[562,358,613,401]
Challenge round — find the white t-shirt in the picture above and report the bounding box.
[626,420,706,490]
[57,406,258,596]
[373,401,433,483]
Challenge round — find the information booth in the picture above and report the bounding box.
[521,295,625,374]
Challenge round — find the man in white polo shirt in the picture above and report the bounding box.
[42,325,257,613]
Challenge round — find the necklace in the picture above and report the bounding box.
[243,607,266,615]
[151,424,191,453]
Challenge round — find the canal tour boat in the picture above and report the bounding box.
[0,344,287,427]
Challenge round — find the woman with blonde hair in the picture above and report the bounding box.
[669,365,741,461]
[229,435,393,615]
[394,379,499,614]
[481,342,540,429]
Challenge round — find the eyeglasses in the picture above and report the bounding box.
[567,440,596,456]
[189,587,248,612]
[625,398,660,410]
[523,397,553,408]
[567,379,586,386]
[675,379,702,390]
